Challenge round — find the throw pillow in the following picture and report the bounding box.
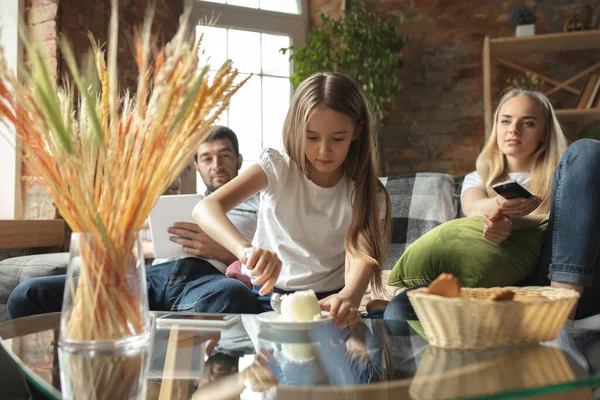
[381,173,459,270]
[387,216,548,288]
[226,260,252,289]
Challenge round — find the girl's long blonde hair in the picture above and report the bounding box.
[283,72,391,294]
[476,89,568,214]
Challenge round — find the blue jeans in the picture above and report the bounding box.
[7,257,260,319]
[524,139,600,319]
[7,256,342,319]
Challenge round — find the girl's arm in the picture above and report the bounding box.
[342,253,373,308]
[192,164,267,262]
[193,164,282,296]
[319,253,371,326]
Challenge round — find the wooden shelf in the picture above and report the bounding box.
[483,30,600,135]
[555,108,600,122]
[490,29,600,57]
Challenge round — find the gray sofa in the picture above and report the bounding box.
[0,172,464,320]
[0,253,69,321]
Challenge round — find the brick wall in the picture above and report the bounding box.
[21,0,183,219]
[22,0,59,219]
[309,0,600,176]
[309,0,345,26]
[20,0,600,219]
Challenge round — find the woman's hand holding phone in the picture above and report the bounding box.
[494,195,542,217]
[243,247,282,296]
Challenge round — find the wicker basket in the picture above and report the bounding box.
[407,286,579,349]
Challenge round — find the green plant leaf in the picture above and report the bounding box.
[284,1,406,122]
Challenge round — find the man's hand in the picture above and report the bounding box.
[483,209,512,244]
[168,222,236,264]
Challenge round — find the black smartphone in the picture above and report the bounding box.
[492,180,534,199]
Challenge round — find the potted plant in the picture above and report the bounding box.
[281,2,407,121]
[508,4,536,37]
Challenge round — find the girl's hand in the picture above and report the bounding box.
[318,292,361,327]
[494,195,542,218]
[243,247,282,296]
[483,209,512,243]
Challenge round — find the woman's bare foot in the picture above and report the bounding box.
[366,299,389,314]
[551,280,583,319]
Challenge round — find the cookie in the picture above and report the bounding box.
[489,289,515,301]
[426,273,461,298]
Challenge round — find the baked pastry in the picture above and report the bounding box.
[426,273,461,298]
[489,289,515,301]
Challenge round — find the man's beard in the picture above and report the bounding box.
[204,161,239,192]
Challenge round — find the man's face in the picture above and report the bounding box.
[195,138,242,192]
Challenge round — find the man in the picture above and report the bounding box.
[7,126,260,319]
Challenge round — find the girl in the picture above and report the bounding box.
[369,88,570,319]
[193,72,391,327]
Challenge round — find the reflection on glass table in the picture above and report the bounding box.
[1,312,600,399]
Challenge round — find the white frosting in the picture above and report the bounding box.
[280,290,322,322]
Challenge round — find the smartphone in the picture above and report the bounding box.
[156,313,240,328]
[492,180,534,199]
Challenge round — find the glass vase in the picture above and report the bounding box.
[58,232,151,399]
[59,343,150,400]
[59,231,151,348]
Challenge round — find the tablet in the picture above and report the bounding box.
[148,194,203,259]
[156,313,241,328]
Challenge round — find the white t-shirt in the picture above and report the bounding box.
[251,148,355,292]
[461,171,531,198]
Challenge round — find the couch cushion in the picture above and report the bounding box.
[387,216,548,288]
[381,173,459,270]
[0,253,69,306]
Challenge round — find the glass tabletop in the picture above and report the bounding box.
[1,312,600,399]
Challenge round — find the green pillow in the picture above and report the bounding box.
[387,216,548,288]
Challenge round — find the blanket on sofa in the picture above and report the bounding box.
[381,173,459,270]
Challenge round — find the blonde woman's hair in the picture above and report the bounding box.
[476,88,568,214]
[282,72,391,294]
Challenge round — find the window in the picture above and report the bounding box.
[190,0,307,193]
[200,0,301,14]
[0,0,23,219]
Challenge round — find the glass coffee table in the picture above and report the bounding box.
[1,312,599,399]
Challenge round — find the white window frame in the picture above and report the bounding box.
[187,0,307,192]
[188,1,308,48]
[0,0,24,219]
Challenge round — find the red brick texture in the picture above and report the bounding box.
[310,0,600,176]
[21,0,182,219]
